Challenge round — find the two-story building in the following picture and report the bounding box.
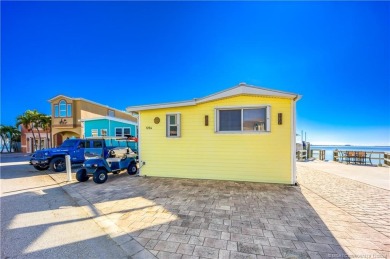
[49,95,137,147]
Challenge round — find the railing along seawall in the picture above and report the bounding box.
[334,150,388,166]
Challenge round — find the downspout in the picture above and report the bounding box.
[109,118,111,137]
[291,95,299,185]
[137,112,142,176]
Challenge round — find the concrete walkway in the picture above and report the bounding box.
[0,158,128,258]
[298,160,390,190]
[46,164,389,259]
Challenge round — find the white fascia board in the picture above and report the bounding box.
[126,84,300,112]
[126,100,196,112]
[198,85,297,103]
[81,116,138,126]
[48,95,135,119]
[48,95,73,102]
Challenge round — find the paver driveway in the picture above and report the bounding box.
[51,163,389,259]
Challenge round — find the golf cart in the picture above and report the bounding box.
[76,137,138,184]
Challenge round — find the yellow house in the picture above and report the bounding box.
[126,83,301,184]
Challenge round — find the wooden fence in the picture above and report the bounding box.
[385,153,390,166]
[296,150,307,161]
[311,149,326,161]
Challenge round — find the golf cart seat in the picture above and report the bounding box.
[106,156,127,162]
[108,147,129,158]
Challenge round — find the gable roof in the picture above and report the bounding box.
[48,95,135,120]
[126,83,301,112]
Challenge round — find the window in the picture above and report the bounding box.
[93,141,103,148]
[166,114,181,137]
[101,129,107,136]
[216,107,270,132]
[56,100,72,118]
[54,105,59,117]
[115,127,131,137]
[67,104,72,117]
[59,100,67,117]
[85,140,103,148]
[91,129,98,136]
[108,110,115,117]
[78,141,85,148]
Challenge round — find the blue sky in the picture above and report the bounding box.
[2,2,389,145]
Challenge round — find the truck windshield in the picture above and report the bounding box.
[60,139,79,148]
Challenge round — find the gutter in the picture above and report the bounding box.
[291,94,299,185]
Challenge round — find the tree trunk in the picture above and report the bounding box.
[0,135,10,153]
[36,126,42,150]
[30,124,37,152]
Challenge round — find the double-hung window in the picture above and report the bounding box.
[216,106,270,132]
[59,100,67,117]
[91,129,98,137]
[166,114,181,137]
[115,127,131,137]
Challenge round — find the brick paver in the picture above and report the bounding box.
[50,162,390,258]
[298,164,390,239]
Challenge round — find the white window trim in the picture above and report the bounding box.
[101,129,107,136]
[166,113,181,138]
[67,104,72,117]
[123,127,131,136]
[54,105,59,118]
[91,129,98,136]
[115,127,123,137]
[215,106,271,134]
[115,127,131,137]
[59,100,67,117]
[108,109,115,117]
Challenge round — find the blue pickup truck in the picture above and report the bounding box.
[30,138,113,172]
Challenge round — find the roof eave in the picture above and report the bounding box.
[126,100,196,112]
[126,84,301,112]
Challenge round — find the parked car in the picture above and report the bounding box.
[76,138,138,184]
[30,138,113,172]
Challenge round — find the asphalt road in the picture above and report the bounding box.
[0,154,128,258]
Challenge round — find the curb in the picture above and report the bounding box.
[47,172,157,259]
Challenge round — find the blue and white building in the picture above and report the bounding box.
[82,116,138,150]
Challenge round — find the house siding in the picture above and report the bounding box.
[139,95,292,184]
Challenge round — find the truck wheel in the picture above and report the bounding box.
[50,157,66,172]
[33,165,49,171]
[127,163,138,175]
[93,169,108,184]
[76,169,89,182]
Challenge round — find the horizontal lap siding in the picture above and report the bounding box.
[140,95,292,184]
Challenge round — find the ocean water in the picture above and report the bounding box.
[310,145,390,164]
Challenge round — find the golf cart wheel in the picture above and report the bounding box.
[93,169,108,184]
[76,169,89,182]
[50,157,66,172]
[127,163,138,175]
[33,165,49,171]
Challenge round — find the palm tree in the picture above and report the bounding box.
[16,111,37,152]
[9,126,21,152]
[40,115,52,148]
[0,125,10,153]
[10,126,22,152]
[32,112,44,150]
